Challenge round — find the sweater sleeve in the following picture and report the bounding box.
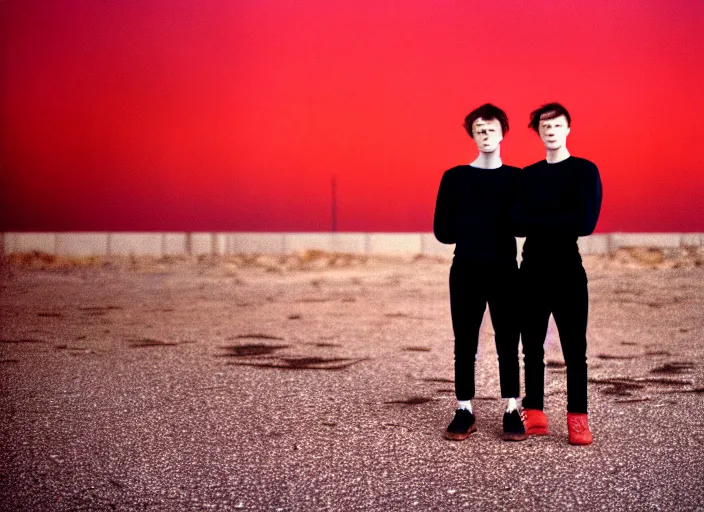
[576,162,603,236]
[433,170,456,244]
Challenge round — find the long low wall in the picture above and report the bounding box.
[1,232,702,259]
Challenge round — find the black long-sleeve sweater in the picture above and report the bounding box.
[514,156,602,264]
[433,164,520,262]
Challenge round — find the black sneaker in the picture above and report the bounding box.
[444,409,477,441]
[503,409,528,441]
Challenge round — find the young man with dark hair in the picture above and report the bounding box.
[515,102,602,445]
[434,103,526,442]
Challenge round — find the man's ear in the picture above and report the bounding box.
[566,127,571,136]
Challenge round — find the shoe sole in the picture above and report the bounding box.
[525,427,549,435]
[502,432,528,442]
[569,437,593,446]
[444,425,477,441]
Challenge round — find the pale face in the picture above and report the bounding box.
[538,114,571,151]
[471,117,503,153]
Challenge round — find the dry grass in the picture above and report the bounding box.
[6,251,107,269]
[3,249,370,273]
[5,246,703,272]
[607,247,704,269]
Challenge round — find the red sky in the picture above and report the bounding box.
[1,0,703,232]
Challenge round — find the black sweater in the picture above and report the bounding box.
[514,156,602,263]
[433,164,520,262]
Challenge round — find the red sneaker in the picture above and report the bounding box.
[567,413,593,445]
[520,408,548,435]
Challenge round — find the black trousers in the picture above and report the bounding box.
[449,258,520,401]
[520,260,589,414]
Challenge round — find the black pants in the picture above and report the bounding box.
[449,258,520,401]
[520,261,589,413]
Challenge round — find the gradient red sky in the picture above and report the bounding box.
[1,0,703,232]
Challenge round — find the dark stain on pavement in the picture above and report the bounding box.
[384,396,433,406]
[385,312,432,320]
[229,356,367,371]
[1,359,20,364]
[220,344,290,357]
[109,478,126,489]
[590,374,696,399]
[620,341,638,346]
[546,360,566,368]
[650,362,695,375]
[230,333,285,341]
[645,350,671,356]
[288,314,302,320]
[421,377,454,384]
[589,378,646,396]
[0,338,45,344]
[38,312,63,318]
[128,338,178,348]
[404,346,431,352]
[596,353,637,360]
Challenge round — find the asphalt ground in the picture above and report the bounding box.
[1,253,703,511]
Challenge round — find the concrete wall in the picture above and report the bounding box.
[2,232,702,258]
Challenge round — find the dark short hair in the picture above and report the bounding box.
[528,103,571,133]
[463,103,509,137]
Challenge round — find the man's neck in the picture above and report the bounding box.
[470,151,502,169]
[545,147,570,164]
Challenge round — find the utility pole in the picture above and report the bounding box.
[331,174,338,232]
